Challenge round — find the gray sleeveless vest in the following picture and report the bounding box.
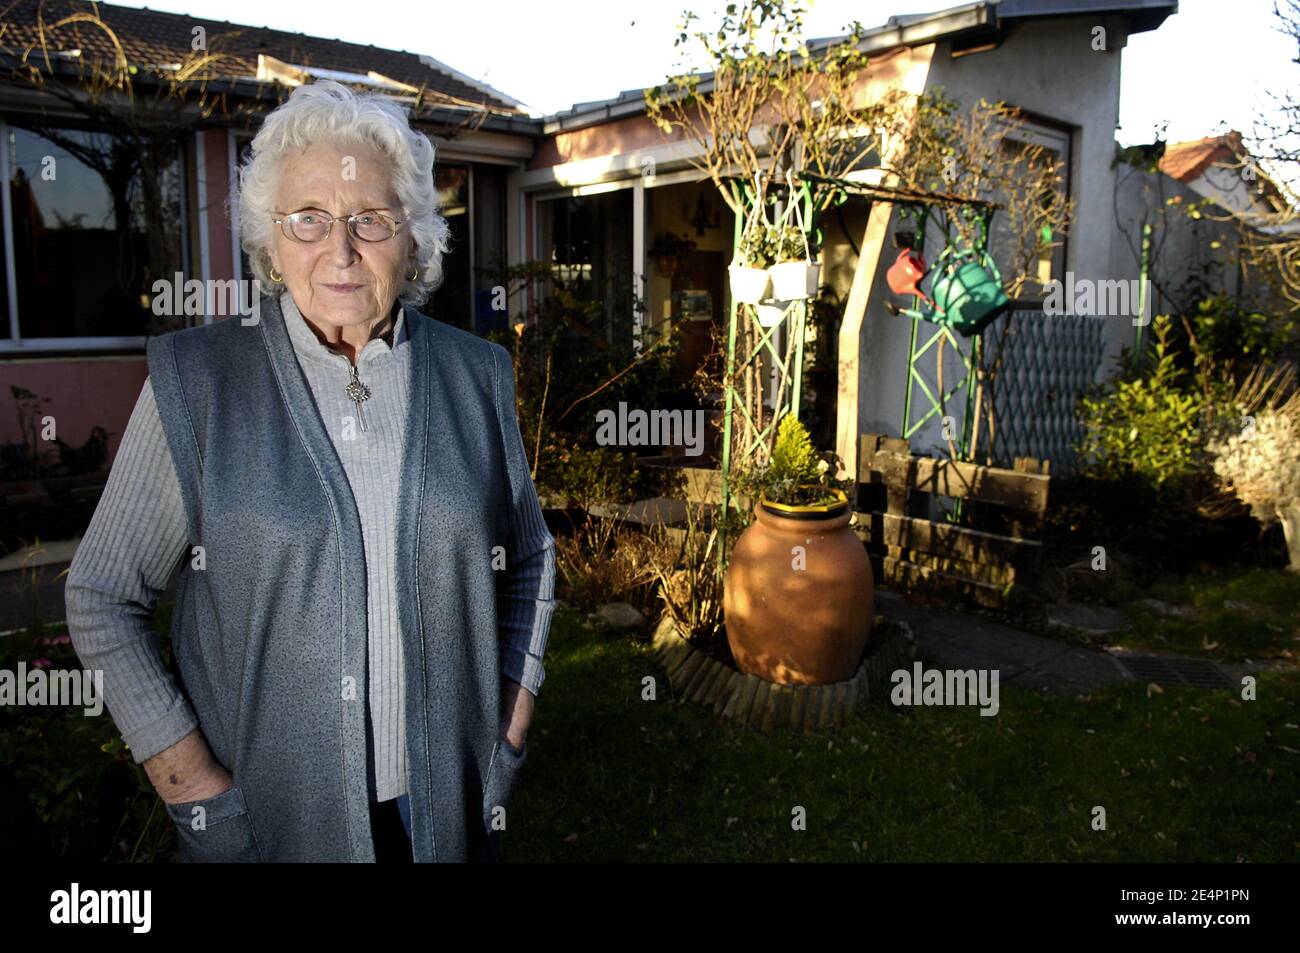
[146,292,523,862]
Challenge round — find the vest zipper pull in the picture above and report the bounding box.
[345,361,371,434]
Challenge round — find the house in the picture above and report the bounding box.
[1109,129,1296,340]
[1,0,1186,518]
[0,0,539,480]
[1159,131,1291,220]
[521,0,1180,473]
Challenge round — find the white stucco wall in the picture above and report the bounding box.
[851,15,1140,464]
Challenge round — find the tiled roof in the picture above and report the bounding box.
[1158,132,1246,183]
[0,0,534,117]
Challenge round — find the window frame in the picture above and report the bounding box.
[990,112,1074,304]
[0,118,190,353]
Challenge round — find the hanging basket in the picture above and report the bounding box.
[766,182,819,300]
[730,264,773,304]
[755,301,787,327]
[730,174,778,305]
[929,245,1010,336]
[769,260,819,300]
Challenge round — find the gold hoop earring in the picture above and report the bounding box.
[269,266,283,283]
[408,266,420,281]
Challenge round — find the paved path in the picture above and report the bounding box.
[876,590,1132,694]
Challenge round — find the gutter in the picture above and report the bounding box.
[541,3,994,135]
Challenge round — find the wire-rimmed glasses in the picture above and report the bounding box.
[273,208,404,243]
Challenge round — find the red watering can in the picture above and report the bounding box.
[887,248,931,304]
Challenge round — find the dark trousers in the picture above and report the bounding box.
[369,796,413,863]
[370,794,502,863]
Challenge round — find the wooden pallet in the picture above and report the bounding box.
[854,433,1050,608]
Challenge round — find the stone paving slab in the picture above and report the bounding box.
[876,590,1129,694]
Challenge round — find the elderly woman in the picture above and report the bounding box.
[64,80,556,863]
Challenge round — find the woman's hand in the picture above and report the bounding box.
[144,730,235,804]
[499,679,535,753]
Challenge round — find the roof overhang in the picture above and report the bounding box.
[544,0,1177,133]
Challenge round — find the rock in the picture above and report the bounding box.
[1046,603,1131,637]
[1131,598,1199,620]
[595,602,646,628]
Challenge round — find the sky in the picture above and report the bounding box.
[112,0,1295,152]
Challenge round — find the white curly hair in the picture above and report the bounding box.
[237,79,451,305]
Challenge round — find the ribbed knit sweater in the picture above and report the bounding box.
[64,291,554,803]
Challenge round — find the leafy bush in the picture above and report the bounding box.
[0,620,173,861]
[485,261,685,504]
[1210,413,1300,519]
[1077,315,1205,490]
[1206,369,1300,571]
[535,433,639,511]
[1188,295,1300,374]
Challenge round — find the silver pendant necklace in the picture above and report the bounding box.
[345,362,371,433]
[339,312,395,434]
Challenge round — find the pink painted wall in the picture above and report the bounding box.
[0,358,147,468]
[529,110,693,171]
[203,128,237,282]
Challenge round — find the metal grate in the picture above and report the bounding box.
[1118,654,1235,689]
[980,308,1107,472]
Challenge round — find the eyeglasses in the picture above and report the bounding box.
[272,208,404,243]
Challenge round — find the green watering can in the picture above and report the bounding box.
[886,243,1010,336]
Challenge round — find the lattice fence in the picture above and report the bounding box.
[980,308,1108,472]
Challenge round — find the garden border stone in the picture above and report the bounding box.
[649,613,917,732]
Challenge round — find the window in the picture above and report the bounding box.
[427,162,470,329]
[4,124,185,344]
[986,120,1071,299]
[472,163,508,336]
[537,189,635,346]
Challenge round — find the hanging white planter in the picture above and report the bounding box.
[769,260,820,300]
[730,173,780,306]
[729,262,772,305]
[766,173,821,301]
[755,301,787,327]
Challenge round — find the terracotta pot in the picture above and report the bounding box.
[723,489,874,684]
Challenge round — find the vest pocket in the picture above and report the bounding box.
[165,785,265,863]
[481,737,527,832]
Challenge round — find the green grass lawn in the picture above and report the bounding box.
[7,601,1296,862]
[498,606,1300,862]
[1083,567,1300,662]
